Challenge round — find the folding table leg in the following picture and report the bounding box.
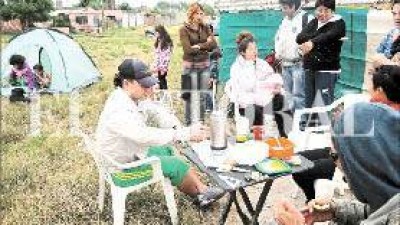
[233,193,251,224]
[239,188,255,216]
[251,180,273,225]
[219,192,235,225]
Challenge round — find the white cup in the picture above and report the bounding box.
[314,179,335,200]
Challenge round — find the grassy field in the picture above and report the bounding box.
[0,27,219,224]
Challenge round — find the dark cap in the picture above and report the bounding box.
[118,59,158,88]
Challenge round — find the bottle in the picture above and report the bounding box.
[210,110,227,150]
[235,116,250,142]
[263,114,279,139]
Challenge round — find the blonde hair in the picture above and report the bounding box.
[187,2,204,24]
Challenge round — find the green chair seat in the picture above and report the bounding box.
[111,164,153,188]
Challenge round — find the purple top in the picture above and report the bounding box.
[10,62,35,90]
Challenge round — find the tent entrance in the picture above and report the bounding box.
[39,47,52,75]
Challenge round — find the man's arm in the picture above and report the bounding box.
[311,19,346,44]
[107,110,188,147]
[333,200,370,225]
[296,18,316,44]
[139,100,181,129]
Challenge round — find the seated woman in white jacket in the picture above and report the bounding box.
[227,32,285,132]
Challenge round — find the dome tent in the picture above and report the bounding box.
[1,28,100,95]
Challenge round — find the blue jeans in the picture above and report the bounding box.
[304,70,339,108]
[282,63,305,112]
[181,67,210,125]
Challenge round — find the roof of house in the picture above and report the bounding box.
[55,8,124,17]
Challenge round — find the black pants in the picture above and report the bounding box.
[238,94,291,137]
[158,71,168,89]
[304,70,339,108]
[292,148,336,202]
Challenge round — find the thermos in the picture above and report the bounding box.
[210,110,227,150]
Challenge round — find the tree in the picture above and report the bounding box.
[203,3,215,17]
[78,0,102,9]
[119,3,131,11]
[0,0,54,29]
[155,1,171,12]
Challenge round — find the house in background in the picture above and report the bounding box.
[54,8,125,33]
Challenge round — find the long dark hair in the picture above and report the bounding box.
[154,25,173,50]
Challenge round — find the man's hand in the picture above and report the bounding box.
[273,200,305,225]
[299,41,314,55]
[302,198,335,225]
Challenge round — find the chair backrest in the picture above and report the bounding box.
[80,132,111,179]
[290,94,370,152]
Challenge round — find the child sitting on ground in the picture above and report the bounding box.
[33,64,52,89]
[9,54,35,90]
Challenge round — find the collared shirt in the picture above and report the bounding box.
[96,88,189,164]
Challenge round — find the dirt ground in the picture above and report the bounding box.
[196,175,355,224]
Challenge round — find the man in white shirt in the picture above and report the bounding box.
[275,0,310,112]
[96,58,224,206]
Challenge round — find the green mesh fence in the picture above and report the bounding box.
[219,8,369,97]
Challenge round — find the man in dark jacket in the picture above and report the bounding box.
[296,0,345,108]
[293,0,346,203]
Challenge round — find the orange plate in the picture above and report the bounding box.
[266,137,294,159]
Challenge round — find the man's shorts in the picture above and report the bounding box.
[147,145,190,187]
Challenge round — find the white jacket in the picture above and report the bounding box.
[96,88,189,164]
[275,10,310,65]
[226,56,283,108]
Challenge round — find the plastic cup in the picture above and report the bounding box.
[314,179,335,200]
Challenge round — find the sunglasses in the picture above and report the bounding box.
[330,152,339,162]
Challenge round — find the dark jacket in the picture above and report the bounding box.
[179,22,217,63]
[296,15,346,71]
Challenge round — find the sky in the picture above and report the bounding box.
[55,0,216,8]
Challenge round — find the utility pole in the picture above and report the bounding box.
[169,0,172,25]
[101,0,105,32]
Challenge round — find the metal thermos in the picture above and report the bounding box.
[210,110,227,150]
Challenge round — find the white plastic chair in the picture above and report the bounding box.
[289,93,369,195]
[80,133,178,225]
[289,93,370,152]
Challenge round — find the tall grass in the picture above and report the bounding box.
[0,27,218,224]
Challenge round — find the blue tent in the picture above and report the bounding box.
[1,28,101,95]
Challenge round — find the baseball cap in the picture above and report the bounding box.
[118,59,158,88]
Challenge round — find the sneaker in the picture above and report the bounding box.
[196,187,225,207]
